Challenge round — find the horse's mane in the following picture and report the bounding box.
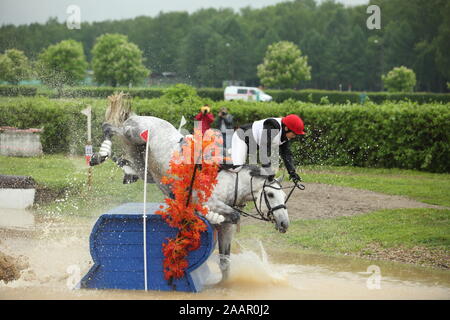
[244,165,265,177]
[105,92,133,127]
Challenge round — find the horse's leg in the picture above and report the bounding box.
[217,222,234,281]
[113,157,140,184]
[119,140,157,184]
[206,197,240,224]
[89,123,123,166]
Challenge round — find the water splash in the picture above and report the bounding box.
[224,240,288,286]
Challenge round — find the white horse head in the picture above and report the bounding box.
[255,177,290,233]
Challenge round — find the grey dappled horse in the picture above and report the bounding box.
[91,98,289,281]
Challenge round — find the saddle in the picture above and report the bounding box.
[218,163,241,172]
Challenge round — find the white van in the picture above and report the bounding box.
[224,86,272,102]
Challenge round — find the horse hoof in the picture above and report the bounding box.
[89,154,106,166]
[220,271,230,284]
[123,174,139,184]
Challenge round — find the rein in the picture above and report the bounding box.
[231,173,305,223]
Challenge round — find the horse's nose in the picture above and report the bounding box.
[278,221,288,233]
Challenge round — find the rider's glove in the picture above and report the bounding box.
[98,140,112,158]
[289,171,302,183]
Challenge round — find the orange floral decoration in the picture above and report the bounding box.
[156,128,224,281]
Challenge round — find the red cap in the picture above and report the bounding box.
[282,114,305,135]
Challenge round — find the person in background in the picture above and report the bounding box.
[194,104,214,134]
[214,107,234,153]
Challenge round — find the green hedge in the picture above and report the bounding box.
[57,87,450,104]
[55,86,164,99]
[0,97,105,154]
[265,89,450,104]
[361,91,450,104]
[2,85,449,104]
[0,97,449,172]
[0,85,37,97]
[197,88,224,101]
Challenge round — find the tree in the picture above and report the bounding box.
[0,49,31,84]
[177,25,213,85]
[0,0,449,91]
[382,66,417,92]
[300,30,326,88]
[36,39,88,88]
[435,2,450,81]
[257,41,311,89]
[92,33,150,87]
[339,25,368,91]
[383,21,416,72]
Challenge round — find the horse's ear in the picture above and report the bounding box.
[279,170,286,182]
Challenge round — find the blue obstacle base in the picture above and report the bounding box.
[79,202,216,292]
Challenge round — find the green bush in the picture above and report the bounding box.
[0,97,105,153]
[382,66,417,92]
[161,84,201,104]
[1,97,448,173]
[0,85,37,96]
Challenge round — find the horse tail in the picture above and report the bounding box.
[104,92,132,127]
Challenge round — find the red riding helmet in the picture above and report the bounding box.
[282,114,305,135]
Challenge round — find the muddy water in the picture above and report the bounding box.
[0,219,449,300]
[0,209,35,230]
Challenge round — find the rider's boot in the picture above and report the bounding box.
[89,139,112,166]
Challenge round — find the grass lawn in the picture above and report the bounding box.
[239,208,449,252]
[237,208,450,268]
[0,154,164,217]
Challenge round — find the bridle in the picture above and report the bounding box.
[232,172,305,223]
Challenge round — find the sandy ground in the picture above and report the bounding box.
[285,182,446,220]
[239,182,446,226]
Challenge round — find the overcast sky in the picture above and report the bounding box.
[0,0,369,26]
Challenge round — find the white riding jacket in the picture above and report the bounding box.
[251,117,285,146]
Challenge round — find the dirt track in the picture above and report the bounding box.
[286,182,445,220]
[240,182,446,226]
